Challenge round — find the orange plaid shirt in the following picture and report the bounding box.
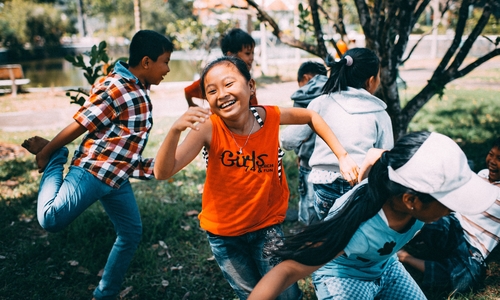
[72,61,154,188]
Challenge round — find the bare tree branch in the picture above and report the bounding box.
[245,0,323,57]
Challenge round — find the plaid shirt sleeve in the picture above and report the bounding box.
[131,157,155,179]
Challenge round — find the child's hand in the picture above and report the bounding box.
[172,107,210,132]
[35,151,50,173]
[338,154,360,186]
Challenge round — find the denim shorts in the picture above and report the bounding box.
[206,224,302,300]
[313,178,352,221]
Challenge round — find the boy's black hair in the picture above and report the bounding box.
[297,61,327,82]
[220,28,255,55]
[128,30,174,67]
[492,137,500,149]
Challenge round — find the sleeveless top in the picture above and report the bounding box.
[199,106,288,236]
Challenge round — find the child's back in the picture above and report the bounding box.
[281,61,328,225]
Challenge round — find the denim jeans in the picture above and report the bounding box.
[313,261,426,299]
[313,178,352,221]
[409,215,486,293]
[298,166,319,225]
[37,147,142,300]
[207,224,302,300]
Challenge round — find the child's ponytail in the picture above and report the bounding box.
[273,131,432,266]
[322,48,380,94]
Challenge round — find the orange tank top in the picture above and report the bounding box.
[199,106,288,236]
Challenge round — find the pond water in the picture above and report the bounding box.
[20,57,200,88]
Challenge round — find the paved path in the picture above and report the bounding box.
[2,56,498,132]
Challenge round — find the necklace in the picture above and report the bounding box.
[228,112,256,154]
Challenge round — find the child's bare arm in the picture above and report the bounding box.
[36,121,87,172]
[248,260,322,300]
[280,107,359,185]
[358,148,387,181]
[154,107,211,180]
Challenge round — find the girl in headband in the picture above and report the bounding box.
[249,131,500,300]
[281,48,394,223]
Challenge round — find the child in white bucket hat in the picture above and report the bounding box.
[397,136,500,294]
[248,131,500,300]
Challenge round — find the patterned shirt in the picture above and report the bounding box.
[72,61,154,188]
[457,169,500,258]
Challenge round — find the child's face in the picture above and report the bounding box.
[144,51,171,86]
[410,199,452,224]
[203,62,254,117]
[486,145,500,182]
[229,45,254,71]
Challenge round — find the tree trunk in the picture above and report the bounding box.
[244,0,500,140]
[134,0,141,32]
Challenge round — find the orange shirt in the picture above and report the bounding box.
[199,106,288,236]
[184,79,259,106]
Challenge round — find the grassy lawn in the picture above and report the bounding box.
[1,71,500,299]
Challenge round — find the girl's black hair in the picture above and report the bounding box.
[322,48,379,94]
[199,56,251,99]
[128,30,174,67]
[274,131,435,266]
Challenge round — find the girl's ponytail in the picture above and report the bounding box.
[322,48,380,94]
[273,131,432,266]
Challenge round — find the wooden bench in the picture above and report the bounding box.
[0,64,30,96]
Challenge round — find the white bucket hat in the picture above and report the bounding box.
[388,132,500,215]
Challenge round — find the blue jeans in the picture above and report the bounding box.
[313,178,352,221]
[207,224,302,300]
[409,215,486,293]
[298,166,319,225]
[313,261,426,299]
[37,147,142,300]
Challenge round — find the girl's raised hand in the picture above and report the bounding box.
[172,107,211,132]
[338,154,360,186]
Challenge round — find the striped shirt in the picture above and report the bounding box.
[72,61,154,188]
[457,169,500,258]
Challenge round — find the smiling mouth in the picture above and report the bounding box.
[220,100,236,109]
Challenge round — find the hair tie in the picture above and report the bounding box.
[344,55,353,67]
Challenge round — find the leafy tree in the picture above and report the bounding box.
[244,0,500,139]
[64,41,126,106]
[166,18,237,76]
[0,0,74,59]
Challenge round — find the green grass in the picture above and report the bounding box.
[1,81,500,299]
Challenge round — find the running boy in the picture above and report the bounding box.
[281,61,328,225]
[184,28,258,107]
[21,30,173,300]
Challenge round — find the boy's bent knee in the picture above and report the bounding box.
[38,218,66,233]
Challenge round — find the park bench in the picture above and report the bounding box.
[0,64,30,97]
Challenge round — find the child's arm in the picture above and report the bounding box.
[154,107,211,179]
[36,121,87,172]
[280,124,313,151]
[358,148,387,181]
[248,260,322,300]
[280,107,359,185]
